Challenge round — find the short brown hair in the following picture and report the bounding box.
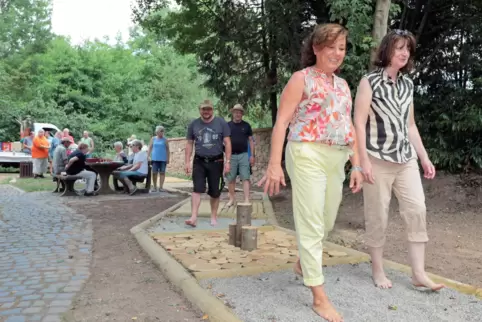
[300,23,348,68]
[78,143,89,150]
[373,29,416,73]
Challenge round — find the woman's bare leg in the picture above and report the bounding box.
[409,242,444,291]
[311,285,343,322]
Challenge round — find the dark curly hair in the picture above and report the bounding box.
[373,29,416,73]
[300,23,348,69]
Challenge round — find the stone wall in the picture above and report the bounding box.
[166,128,273,183]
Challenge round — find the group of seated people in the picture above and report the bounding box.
[52,138,149,197]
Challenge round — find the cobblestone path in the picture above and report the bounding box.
[0,186,92,322]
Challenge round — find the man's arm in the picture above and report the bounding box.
[185,121,194,165]
[65,156,79,169]
[247,123,255,158]
[222,119,232,161]
[223,137,232,161]
[185,140,193,165]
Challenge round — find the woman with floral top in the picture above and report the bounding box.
[259,23,363,322]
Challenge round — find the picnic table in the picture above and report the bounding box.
[86,159,124,195]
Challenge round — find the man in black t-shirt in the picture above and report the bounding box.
[65,143,97,196]
[226,104,255,205]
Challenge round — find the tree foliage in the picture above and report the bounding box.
[0,1,219,153]
[136,0,482,172]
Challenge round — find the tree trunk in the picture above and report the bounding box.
[241,226,258,251]
[370,0,392,70]
[235,203,252,247]
[228,224,237,246]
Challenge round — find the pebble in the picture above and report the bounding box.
[0,186,92,321]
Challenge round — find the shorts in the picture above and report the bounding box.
[152,161,167,173]
[192,155,224,198]
[226,152,250,182]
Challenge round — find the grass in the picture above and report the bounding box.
[166,171,192,181]
[0,175,56,192]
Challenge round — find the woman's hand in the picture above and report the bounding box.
[360,156,375,184]
[349,169,364,193]
[421,157,436,179]
[257,162,286,196]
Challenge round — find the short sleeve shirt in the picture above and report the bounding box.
[186,116,231,157]
[133,150,149,175]
[228,120,253,154]
[32,136,49,159]
[67,150,86,175]
[53,145,68,174]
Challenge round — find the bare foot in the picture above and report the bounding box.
[210,218,217,226]
[184,219,197,227]
[313,300,343,322]
[372,270,392,289]
[293,259,303,276]
[412,274,445,291]
[226,200,235,208]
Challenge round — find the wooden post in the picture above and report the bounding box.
[241,226,258,251]
[228,224,237,246]
[235,203,252,247]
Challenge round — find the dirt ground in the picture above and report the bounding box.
[63,195,204,322]
[271,173,482,288]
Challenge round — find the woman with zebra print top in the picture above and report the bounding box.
[354,30,444,292]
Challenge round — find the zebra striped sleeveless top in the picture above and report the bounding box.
[364,68,415,163]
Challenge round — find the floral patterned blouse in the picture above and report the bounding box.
[287,67,354,147]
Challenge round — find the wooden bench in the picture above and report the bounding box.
[53,174,84,197]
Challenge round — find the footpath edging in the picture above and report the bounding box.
[130,197,243,322]
[132,196,481,322]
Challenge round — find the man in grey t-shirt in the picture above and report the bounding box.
[185,99,232,227]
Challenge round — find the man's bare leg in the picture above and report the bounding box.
[242,179,250,204]
[210,197,220,226]
[409,242,445,291]
[311,285,343,322]
[186,192,201,227]
[227,181,236,207]
[369,246,392,289]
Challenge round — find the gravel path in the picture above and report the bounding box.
[201,262,482,322]
[0,185,92,322]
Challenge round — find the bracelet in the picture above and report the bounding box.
[351,166,363,172]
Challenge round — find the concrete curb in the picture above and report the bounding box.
[6,184,26,194]
[131,198,243,322]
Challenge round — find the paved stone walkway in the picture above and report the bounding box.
[0,186,92,322]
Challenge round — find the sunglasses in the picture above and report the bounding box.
[393,29,411,36]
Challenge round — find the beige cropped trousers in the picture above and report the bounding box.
[363,156,429,248]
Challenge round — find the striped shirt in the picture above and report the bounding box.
[364,68,415,163]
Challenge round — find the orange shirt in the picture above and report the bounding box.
[32,136,49,159]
